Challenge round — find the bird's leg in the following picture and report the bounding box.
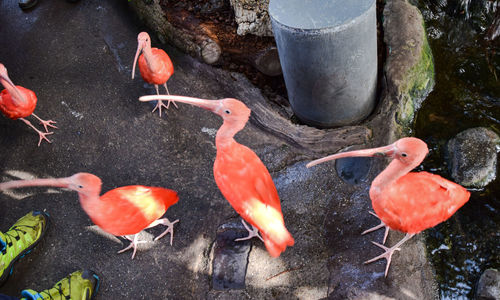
[364,233,415,277]
[19,118,53,147]
[235,219,264,242]
[117,234,148,260]
[163,83,178,109]
[362,211,390,245]
[31,113,57,132]
[148,218,179,245]
[150,84,169,117]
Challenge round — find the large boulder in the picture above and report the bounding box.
[447,127,500,188]
[383,0,435,137]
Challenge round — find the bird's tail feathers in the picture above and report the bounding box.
[262,227,294,258]
[248,200,294,257]
[150,187,179,208]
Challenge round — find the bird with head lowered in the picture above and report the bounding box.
[0,173,179,259]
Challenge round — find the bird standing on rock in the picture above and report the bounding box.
[0,63,57,146]
[132,32,176,117]
[0,173,179,259]
[140,94,295,257]
[307,137,470,276]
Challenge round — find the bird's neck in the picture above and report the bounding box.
[0,79,26,105]
[215,121,245,149]
[142,47,162,73]
[371,159,416,195]
[77,191,102,218]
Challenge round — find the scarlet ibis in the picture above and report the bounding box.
[132,32,177,117]
[307,137,470,276]
[139,95,295,257]
[0,173,179,259]
[0,64,57,146]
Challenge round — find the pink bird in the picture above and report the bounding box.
[307,137,470,276]
[132,32,177,117]
[0,173,179,259]
[140,95,294,257]
[0,64,57,146]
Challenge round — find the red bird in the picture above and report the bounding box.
[132,32,177,117]
[307,137,470,276]
[0,64,57,146]
[0,173,179,259]
[140,95,295,257]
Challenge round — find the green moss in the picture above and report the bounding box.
[403,33,435,100]
[396,23,435,133]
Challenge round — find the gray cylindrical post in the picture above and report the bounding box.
[269,0,377,127]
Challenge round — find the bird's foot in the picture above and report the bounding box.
[36,131,54,147]
[117,235,147,260]
[364,241,401,277]
[20,118,53,146]
[151,100,170,117]
[362,211,390,244]
[162,83,178,109]
[32,113,58,132]
[364,233,415,277]
[235,219,264,242]
[39,119,57,132]
[169,100,178,109]
[150,218,179,245]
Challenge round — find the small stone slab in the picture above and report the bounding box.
[447,127,500,188]
[476,269,500,300]
[212,219,251,290]
[254,47,282,76]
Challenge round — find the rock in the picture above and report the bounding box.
[201,39,222,65]
[229,0,273,36]
[253,47,281,76]
[335,156,372,185]
[476,269,500,300]
[383,0,435,136]
[212,220,251,290]
[447,127,500,188]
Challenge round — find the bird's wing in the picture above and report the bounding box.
[214,143,294,257]
[95,186,172,236]
[378,172,470,233]
[153,48,173,69]
[214,143,282,214]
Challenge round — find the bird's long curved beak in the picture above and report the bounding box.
[306,143,396,168]
[132,41,146,80]
[0,176,72,191]
[139,95,221,112]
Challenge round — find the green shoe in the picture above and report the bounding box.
[0,211,49,286]
[20,270,100,300]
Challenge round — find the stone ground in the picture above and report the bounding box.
[0,0,437,299]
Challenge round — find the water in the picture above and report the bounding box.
[411,0,499,298]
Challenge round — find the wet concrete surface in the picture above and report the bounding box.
[0,1,437,299]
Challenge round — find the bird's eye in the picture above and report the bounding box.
[224,109,231,114]
[78,185,83,189]
[401,153,408,157]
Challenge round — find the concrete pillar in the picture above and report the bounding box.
[269,0,377,127]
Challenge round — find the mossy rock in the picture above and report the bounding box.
[383,0,435,136]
